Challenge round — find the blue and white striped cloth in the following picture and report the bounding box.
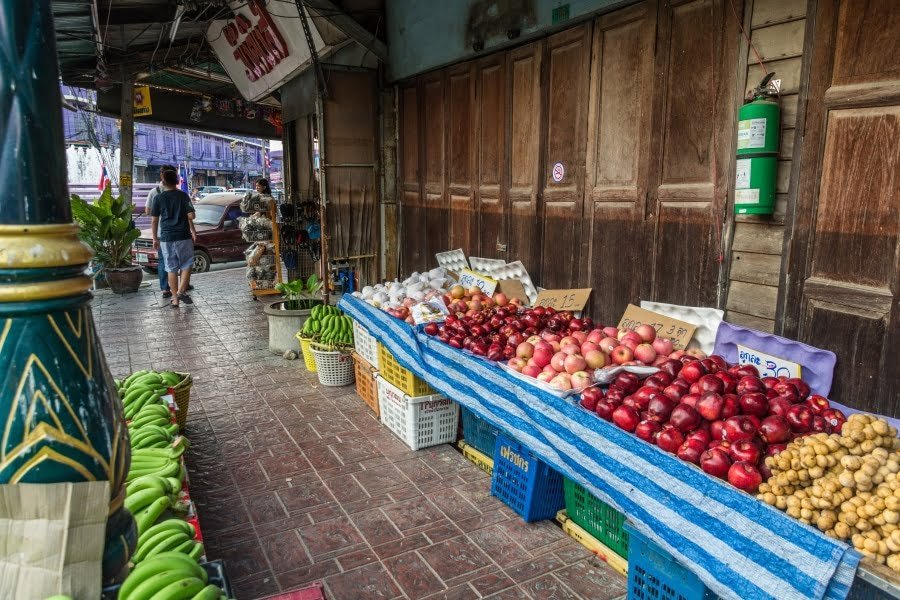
[339,295,860,600]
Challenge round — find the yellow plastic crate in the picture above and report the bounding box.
[556,510,628,578]
[377,343,433,397]
[296,334,317,373]
[458,440,493,477]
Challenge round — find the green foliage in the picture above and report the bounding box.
[275,273,325,309]
[71,185,140,272]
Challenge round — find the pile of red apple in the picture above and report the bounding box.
[580,356,847,494]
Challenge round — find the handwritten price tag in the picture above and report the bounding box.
[457,269,498,297]
[736,345,802,379]
[532,288,592,312]
[617,304,696,350]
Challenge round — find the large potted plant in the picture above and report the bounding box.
[71,185,142,293]
[264,275,325,354]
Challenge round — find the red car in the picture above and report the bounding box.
[132,192,248,273]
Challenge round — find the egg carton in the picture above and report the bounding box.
[435,249,469,273]
[469,257,507,275]
[640,301,723,355]
[491,261,539,305]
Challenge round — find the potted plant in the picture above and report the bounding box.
[264,275,325,354]
[70,185,143,293]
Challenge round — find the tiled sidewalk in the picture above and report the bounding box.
[94,269,626,600]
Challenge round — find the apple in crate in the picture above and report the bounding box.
[507,358,526,372]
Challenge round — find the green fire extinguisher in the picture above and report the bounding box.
[735,73,780,215]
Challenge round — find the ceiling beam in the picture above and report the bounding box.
[302,0,388,63]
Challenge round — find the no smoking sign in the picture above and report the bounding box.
[552,162,565,183]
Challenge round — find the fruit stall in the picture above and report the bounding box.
[319,257,900,600]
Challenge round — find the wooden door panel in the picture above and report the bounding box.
[832,0,900,86]
[477,56,506,258]
[810,107,899,288]
[652,0,732,308]
[399,84,423,273]
[507,42,543,279]
[584,2,656,319]
[423,75,448,261]
[448,66,475,255]
[541,25,591,288]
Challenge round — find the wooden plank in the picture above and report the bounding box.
[777,159,791,193]
[734,192,788,225]
[751,20,805,61]
[725,310,776,333]
[751,0,806,27]
[726,280,779,319]
[747,56,803,95]
[779,128,795,159]
[781,94,799,127]
[731,222,784,254]
[730,251,782,286]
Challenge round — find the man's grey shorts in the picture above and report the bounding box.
[160,239,194,272]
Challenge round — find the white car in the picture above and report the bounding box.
[196,185,226,199]
[229,187,253,194]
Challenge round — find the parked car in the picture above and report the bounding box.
[132,192,247,273]
[196,185,226,199]
[229,187,253,194]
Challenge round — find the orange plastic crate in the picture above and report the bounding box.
[353,352,379,417]
[377,343,434,397]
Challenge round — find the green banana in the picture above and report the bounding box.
[151,576,206,600]
[164,423,179,437]
[126,475,169,496]
[118,554,206,598]
[144,532,191,560]
[125,487,167,514]
[171,539,196,555]
[124,370,150,387]
[189,584,222,600]
[135,496,171,536]
[129,416,172,429]
[187,542,204,561]
[138,518,193,544]
[134,528,182,563]
[165,477,182,494]
[122,570,190,600]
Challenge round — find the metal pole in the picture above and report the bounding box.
[315,94,330,305]
[119,68,135,204]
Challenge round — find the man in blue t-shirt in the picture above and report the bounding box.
[151,170,197,307]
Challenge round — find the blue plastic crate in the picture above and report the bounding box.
[624,522,717,600]
[461,406,501,456]
[491,433,564,522]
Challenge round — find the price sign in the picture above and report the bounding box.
[736,345,802,379]
[457,268,498,296]
[532,288,592,312]
[617,304,696,350]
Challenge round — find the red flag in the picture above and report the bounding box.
[98,164,110,190]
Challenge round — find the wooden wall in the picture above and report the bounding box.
[724,0,807,332]
[398,0,743,325]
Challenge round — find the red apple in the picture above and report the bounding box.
[773,381,800,403]
[657,359,683,378]
[605,388,625,404]
[564,354,588,374]
[701,448,732,478]
[612,405,640,432]
[610,372,640,395]
[635,419,662,443]
[786,404,814,433]
[759,415,792,444]
[761,376,780,391]
[603,326,619,338]
[687,428,711,448]
[739,392,769,418]
[806,394,830,414]
[634,324,657,342]
[536,371,554,383]
[571,371,592,390]
[662,384,687,403]
[810,415,832,434]
[620,331,643,348]
[696,392,725,421]
[669,404,702,433]
[723,416,758,442]
[822,408,847,433]
[698,374,725,394]
[677,439,706,464]
[634,343,658,365]
[679,361,707,384]
[721,394,740,419]
[598,337,619,354]
[728,461,762,493]
[768,396,792,417]
[656,425,685,453]
[516,342,535,359]
[786,377,811,400]
[652,337,674,357]
[729,439,762,465]
[680,393,701,409]
[611,345,634,365]
[507,357,527,372]
[765,443,787,458]
[647,395,677,420]
[735,375,766,396]
[595,399,616,421]
[580,387,604,411]
[522,365,542,378]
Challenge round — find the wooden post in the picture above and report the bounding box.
[119,68,135,205]
[0,0,134,584]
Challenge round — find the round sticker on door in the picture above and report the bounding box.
[552,162,565,183]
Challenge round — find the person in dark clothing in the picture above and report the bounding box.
[151,170,197,307]
[255,178,271,195]
[146,165,177,297]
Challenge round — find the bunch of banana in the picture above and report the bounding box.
[126,444,185,485]
[117,552,225,600]
[128,403,175,430]
[118,370,180,398]
[130,424,179,450]
[132,518,204,564]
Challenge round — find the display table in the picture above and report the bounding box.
[339,294,860,600]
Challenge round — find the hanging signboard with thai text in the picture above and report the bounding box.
[206,1,345,102]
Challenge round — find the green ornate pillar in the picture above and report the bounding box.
[0,0,135,584]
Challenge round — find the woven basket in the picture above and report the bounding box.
[310,343,355,387]
[296,334,318,372]
[172,371,192,431]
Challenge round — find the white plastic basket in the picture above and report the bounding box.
[352,320,380,369]
[310,345,355,386]
[376,376,458,451]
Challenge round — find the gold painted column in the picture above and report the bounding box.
[0,0,135,583]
